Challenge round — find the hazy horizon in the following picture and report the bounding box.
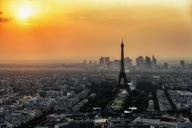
[0,57,192,65]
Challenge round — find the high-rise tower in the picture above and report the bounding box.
[118,40,128,89]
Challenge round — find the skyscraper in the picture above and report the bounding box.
[152,56,157,68]
[136,56,145,68]
[180,60,185,69]
[145,56,152,69]
[99,56,110,65]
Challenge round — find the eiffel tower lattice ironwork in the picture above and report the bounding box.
[118,40,128,88]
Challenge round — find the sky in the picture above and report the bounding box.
[0,0,192,62]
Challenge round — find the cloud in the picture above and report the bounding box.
[0,11,10,23]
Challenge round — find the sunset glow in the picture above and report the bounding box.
[15,4,36,21]
[1,0,192,62]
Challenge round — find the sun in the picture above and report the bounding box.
[15,4,36,21]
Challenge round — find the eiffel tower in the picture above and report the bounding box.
[118,40,128,89]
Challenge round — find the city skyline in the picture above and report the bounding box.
[0,40,191,128]
[1,1,192,127]
[1,0,192,62]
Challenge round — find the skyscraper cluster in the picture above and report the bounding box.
[136,56,157,69]
[99,56,110,65]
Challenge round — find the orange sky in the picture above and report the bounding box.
[0,0,192,62]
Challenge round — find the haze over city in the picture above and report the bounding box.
[1,0,192,62]
[2,1,192,128]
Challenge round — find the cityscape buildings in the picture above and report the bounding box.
[0,41,191,128]
[1,0,192,127]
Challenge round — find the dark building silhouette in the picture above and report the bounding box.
[180,60,185,69]
[136,56,157,69]
[83,60,86,64]
[163,62,169,69]
[136,56,144,68]
[89,60,92,64]
[118,40,129,90]
[145,56,152,69]
[152,55,157,68]
[99,56,110,65]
